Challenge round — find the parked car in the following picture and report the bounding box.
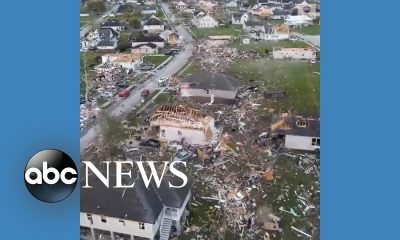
[141,89,150,97]
[139,139,161,148]
[118,89,130,98]
[173,150,191,161]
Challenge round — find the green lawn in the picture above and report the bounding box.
[293,24,320,35]
[80,16,92,27]
[143,55,169,67]
[190,26,242,38]
[80,52,103,95]
[228,60,320,114]
[229,40,310,56]
[80,5,89,14]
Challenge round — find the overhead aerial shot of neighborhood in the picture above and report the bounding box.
[79,0,320,239]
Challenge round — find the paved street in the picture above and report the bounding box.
[80,4,120,38]
[291,32,320,50]
[80,5,194,153]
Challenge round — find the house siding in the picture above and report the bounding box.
[284,135,319,151]
[80,210,163,239]
[181,88,237,100]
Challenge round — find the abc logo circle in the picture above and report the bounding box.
[24,149,77,203]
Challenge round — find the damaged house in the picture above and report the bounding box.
[249,24,289,41]
[271,113,320,151]
[149,105,219,146]
[180,73,240,104]
[81,172,193,240]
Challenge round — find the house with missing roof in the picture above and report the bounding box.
[271,113,320,151]
[180,73,239,104]
[249,24,289,41]
[100,53,143,71]
[149,105,219,146]
[272,47,317,60]
[81,172,193,240]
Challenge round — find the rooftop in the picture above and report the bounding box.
[271,113,320,137]
[81,170,193,223]
[182,72,240,92]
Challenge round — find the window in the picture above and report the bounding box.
[312,138,320,146]
[101,216,107,223]
[206,89,210,94]
[139,222,145,230]
[119,219,125,226]
[87,214,93,224]
[296,120,309,128]
[161,129,166,137]
[178,130,182,135]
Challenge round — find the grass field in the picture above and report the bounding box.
[80,16,91,27]
[293,24,320,35]
[80,52,103,95]
[228,60,320,114]
[190,26,242,38]
[143,55,169,67]
[229,40,310,56]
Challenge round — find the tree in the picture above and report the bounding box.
[118,34,131,52]
[128,16,141,28]
[87,1,106,15]
[98,113,127,160]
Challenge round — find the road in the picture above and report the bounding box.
[291,32,320,51]
[80,4,120,38]
[80,4,194,153]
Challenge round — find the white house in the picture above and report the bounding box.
[231,12,249,25]
[81,28,119,51]
[271,113,320,151]
[225,0,238,8]
[249,24,289,41]
[176,1,187,9]
[272,47,317,60]
[192,14,218,28]
[101,53,143,71]
[150,105,219,145]
[284,15,313,26]
[81,173,193,240]
[131,43,158,55]
[131,33,166,48]
[143,16,165,33]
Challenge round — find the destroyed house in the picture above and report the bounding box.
[81,172,193,240]
[149,105,217,146]
[180,73,239,104]
[271,113,320,151]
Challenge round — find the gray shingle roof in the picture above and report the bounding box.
[183,73,240,92]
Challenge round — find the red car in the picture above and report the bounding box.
[141,89,150,97]
[118,89,130,98]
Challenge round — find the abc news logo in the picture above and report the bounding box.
[24,149,77,203]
